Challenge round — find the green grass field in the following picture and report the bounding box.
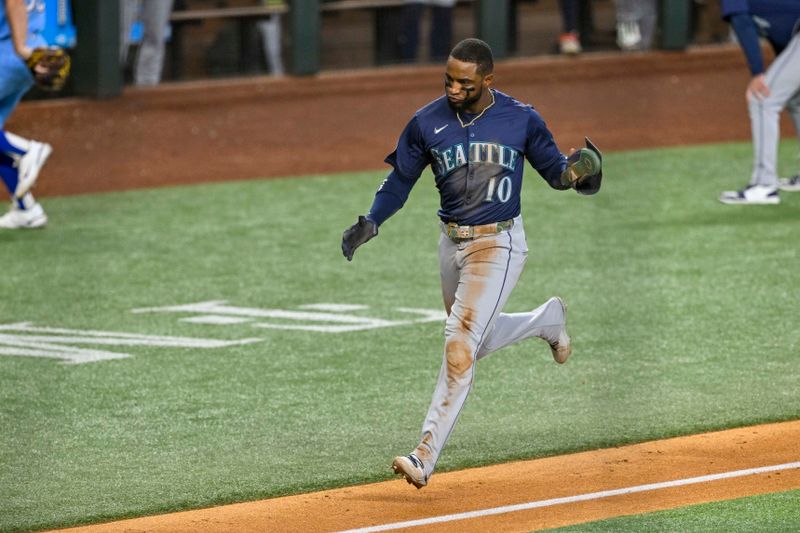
[1,141,799,532]
[552,489,800,532]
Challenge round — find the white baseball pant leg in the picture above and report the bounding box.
[258,16,285,77]
[749,32,800,187]
[134,0,174,86]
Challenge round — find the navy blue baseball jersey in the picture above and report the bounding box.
[367,89,569,227]
[721,0,800,74]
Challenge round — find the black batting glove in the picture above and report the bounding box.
[342,215,378,261]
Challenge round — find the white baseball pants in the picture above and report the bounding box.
[412,215,567,475]
[749,31,800,187]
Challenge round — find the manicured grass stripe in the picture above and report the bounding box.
[2,140,799,531]
[552,489,800,532]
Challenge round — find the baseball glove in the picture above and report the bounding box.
[26,47,71,91]
[560,137,603,195]
[342,216,378,261]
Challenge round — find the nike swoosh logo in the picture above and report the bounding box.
[434,125,449,134]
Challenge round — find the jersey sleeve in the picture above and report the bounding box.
[719,0,749,19]
[524,108,569,190]
[727,12,766,75]
[384,115,430,180]
[367,116,429,226]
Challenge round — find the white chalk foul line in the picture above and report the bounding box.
[338,461,800,533]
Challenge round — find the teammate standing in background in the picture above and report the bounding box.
[558,0,582,55]
[400,0,457,63]
[719,0,800,204]
[341,38,602,489]
[0,0,51,229]
[121,0,174,86]
[615,0,657,52]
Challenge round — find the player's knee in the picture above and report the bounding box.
[445,338,474,377]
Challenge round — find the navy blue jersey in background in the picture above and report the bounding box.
[721,0,800,74]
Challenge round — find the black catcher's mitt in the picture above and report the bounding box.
[561,137,603,195]
[342,216,378,261]
[26,47,71,91]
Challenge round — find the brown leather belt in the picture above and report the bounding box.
[442,219,514,240]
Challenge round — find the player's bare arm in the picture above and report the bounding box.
[5,0,32,59]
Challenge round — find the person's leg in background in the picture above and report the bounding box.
[0,44,49,229]
[747,38,800,189]
[399,2,424,62]
[257,15,285,76]
[120,0,141,68]
[721,34,800,204]
[778,89,800,190]
[134,0,174,85]
[558,0,582,55]
[615,0,641,51]
[428,4,454,62]
[637,0,658,51]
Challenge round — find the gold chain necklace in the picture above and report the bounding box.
[457,89,496,128]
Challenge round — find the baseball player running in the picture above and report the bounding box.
[342,38,602,489]
[0,0,68,228]
[719,0,800,205]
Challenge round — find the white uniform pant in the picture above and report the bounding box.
[749,32,800,187]
[121,0,174,86]
[413,215,566,474]
[257,16,285,77]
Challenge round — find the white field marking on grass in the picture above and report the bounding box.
[181,315,254,325]
[0,323,262,364]
[299,303,370,312]
[133,301,446,333]
[337,461,800,533]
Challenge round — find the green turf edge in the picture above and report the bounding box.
[547,488,800,532]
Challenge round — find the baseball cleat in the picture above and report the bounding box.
[719,185,780,205]
[778,175,800,192]
[549,297,571,364]
[558,32,582,55]
[0,202,47,229]
[14,141,52,198]
[392,454,427,489]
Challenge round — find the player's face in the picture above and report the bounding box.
[444,57,493,113]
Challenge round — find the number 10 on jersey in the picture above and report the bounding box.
[485,175,512,203]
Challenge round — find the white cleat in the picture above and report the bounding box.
[14,141,52,198]
[549,297,571,364]
[719,185,780,205]
[778,175,800,192]
[0,202,48,229]
[392,453,427,489]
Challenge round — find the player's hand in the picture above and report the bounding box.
[746,74,770,101]
[342,215,378,261]
[560,146,601,187]
[25,47,71,92]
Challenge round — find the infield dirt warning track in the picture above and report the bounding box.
[55,420,800,532]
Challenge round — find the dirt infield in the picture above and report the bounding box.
[55,421,800,532]
[10,44,792,199]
